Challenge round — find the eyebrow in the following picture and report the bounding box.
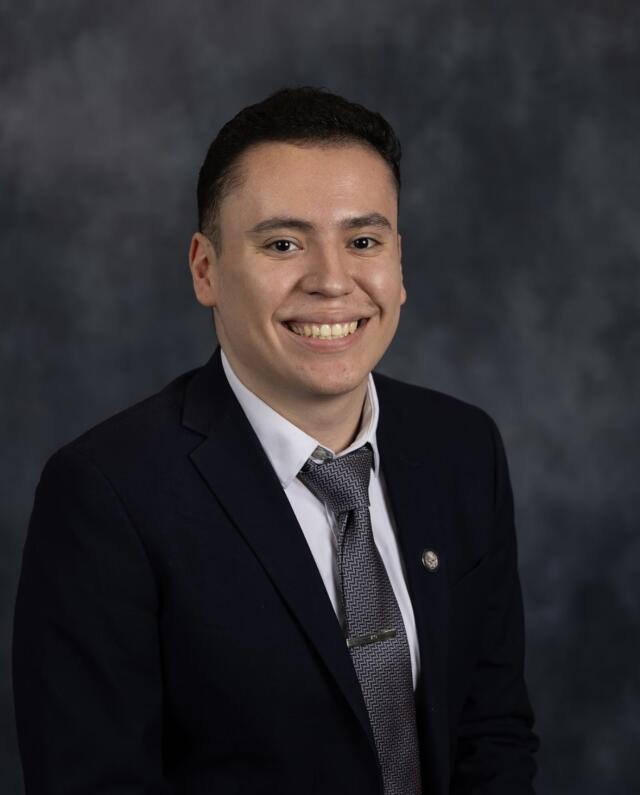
[245,212,393,236]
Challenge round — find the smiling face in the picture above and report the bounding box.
[189,140,406,410]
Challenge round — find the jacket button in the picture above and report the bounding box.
[421,549,439,572]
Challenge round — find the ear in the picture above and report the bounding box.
[398,232,407,306]
[188,232,218,308]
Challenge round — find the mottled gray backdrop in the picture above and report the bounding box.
[2,1,639,793]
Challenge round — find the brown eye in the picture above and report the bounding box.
[268,240,299,252]
[352,237,377,250]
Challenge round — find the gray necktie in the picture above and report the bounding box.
[297,443,422,795]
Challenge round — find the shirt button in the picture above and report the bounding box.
[421,549,439,572]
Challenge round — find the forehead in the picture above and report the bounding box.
[220,141,398,225]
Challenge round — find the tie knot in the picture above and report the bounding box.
[297,444,373,516]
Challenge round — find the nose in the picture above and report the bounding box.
[299,241,355,297]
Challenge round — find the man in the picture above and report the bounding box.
[13,87,539,794]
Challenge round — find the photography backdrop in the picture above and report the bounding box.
[2,2,639,793]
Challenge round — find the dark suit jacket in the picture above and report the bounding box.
[13,346,538,794]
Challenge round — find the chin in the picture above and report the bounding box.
[300,371,368,398]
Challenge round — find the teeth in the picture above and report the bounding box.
[288,320,360,339]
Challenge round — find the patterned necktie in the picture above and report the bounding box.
[297,443,422,795]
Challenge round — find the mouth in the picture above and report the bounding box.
[282,318,368,340]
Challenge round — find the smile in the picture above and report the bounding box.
[283,319,365,339]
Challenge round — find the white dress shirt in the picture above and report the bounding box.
[220,349,421,689]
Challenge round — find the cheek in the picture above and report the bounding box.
[221,267,265,309]
[366,268,405,309]
[224,266,293,324]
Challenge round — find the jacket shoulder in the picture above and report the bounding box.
[373,370,499,447]
[373,372,512,542]
[46,365,202,475]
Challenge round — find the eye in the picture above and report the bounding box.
[267,239,300,253]
[352,237,379,250]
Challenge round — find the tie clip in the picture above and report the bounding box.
[346,628,397,649]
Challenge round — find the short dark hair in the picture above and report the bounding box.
[197,86,402,252]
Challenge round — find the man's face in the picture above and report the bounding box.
[190,141,406,405]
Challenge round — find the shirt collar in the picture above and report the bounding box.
[220,348,381,488]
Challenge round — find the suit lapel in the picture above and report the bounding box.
[375,373,451,793]
[182,348,376,753]
[181,349,451,785]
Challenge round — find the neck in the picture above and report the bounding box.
[273,385,368,454]
[222,349,369,453]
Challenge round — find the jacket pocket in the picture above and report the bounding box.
[448,550,493,595]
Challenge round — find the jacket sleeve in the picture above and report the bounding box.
[451,416,540,794]
[13,447,169,794]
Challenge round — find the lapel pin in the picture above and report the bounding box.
[421,549,439,572]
